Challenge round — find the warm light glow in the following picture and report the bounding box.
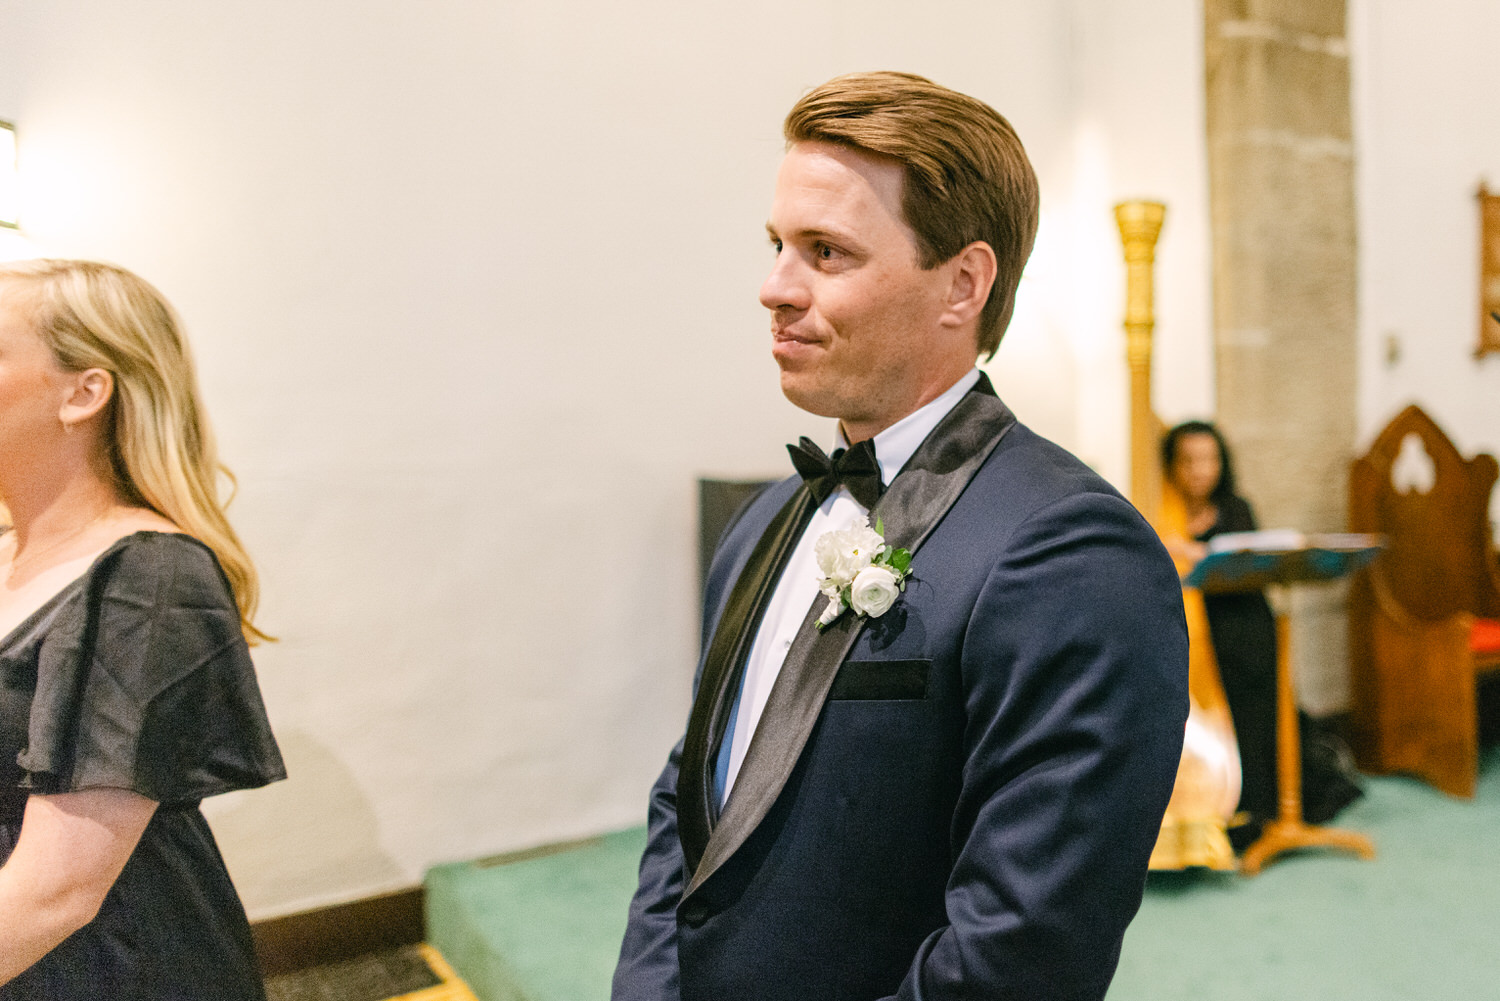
[0,228,36,263]
[0,121,17,229]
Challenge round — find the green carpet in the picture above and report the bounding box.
[1109,747,1500,1000]
[427,751,1499,1001]
[425,828,646,1001]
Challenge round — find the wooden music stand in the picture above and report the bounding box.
[1186,538,1383,874]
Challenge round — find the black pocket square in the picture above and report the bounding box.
[827,659,931,701]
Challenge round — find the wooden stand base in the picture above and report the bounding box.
[1240,818,1376,875]
[1240,606,1376,875]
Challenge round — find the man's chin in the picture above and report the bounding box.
[778,375,844,419]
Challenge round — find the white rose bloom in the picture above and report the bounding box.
[815,515,884,586]
[849,565,901,618]
[814,532,857,585]
[817,595,846,626]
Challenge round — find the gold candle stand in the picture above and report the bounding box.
[1115,201,1166,524]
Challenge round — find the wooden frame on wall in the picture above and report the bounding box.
[1479,182,1500,358]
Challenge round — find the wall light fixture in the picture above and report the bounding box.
[0,121,18,229]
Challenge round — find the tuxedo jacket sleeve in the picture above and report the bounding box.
[612,481,794,1001]
[889,487,1185,1000]
[613,735,686,1000]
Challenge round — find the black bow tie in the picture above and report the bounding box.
[787,436,884,509]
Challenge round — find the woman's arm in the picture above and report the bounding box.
[0,789,156,984]
[1163,535,1208,567]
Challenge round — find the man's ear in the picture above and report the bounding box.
[939,241,998,330]
[58,368,115,429]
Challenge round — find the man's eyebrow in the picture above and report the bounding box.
[764,223,858,244]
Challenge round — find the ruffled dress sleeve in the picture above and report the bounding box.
[18,532,286,803]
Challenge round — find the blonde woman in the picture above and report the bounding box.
[0,260,283,999]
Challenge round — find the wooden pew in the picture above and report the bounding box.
[1348,404,1500,797]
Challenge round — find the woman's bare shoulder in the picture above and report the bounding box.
[106,508,180,538]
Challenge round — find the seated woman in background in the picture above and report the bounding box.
[1162,420,1362,849]
[0,260,285,999]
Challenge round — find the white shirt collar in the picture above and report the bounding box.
[833,367,982,487]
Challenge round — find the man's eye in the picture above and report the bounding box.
[817,244,838,260]
[771,239,783,253]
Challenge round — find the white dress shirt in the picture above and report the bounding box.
[719,367,982,803]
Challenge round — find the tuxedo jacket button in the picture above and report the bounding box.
[679,899,711,928]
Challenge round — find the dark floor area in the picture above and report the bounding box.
[264,945,441,1001]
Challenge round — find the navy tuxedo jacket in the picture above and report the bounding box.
[614,383,1188,1001]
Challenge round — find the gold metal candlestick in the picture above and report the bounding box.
[1119,200,1240,872]
[1116,200,1166,525]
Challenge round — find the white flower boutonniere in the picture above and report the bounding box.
[813,515,913,629]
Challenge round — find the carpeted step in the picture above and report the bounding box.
[425,749,1500,1001]
[425,827,646,1001]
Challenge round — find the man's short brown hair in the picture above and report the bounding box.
[784,72,1039,357]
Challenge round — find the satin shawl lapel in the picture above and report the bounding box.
[678,483,818,875]
[683,375,1017,898]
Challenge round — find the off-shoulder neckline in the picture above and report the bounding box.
[0,531,203,651]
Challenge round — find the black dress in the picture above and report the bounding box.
[1197,498,1361,843]
[0,531,286,1000]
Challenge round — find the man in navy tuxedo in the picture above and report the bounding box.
[613,72,1188,1001]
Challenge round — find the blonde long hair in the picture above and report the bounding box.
[0,259,267,642]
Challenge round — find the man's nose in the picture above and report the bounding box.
[759,252,809,313]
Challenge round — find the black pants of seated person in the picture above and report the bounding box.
[1204,589,1363,851]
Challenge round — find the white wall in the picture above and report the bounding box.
[0,1,1210,917]
[984,0,1213,483]
[1351,0,1500,532]
[1059,0,1214,477]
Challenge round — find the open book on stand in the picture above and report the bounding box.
[1186,532,1384,592]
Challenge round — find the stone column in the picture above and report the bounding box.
[1204,0,1357,712]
